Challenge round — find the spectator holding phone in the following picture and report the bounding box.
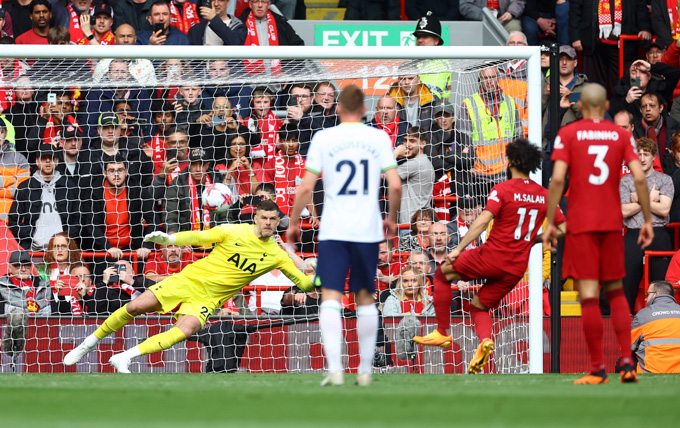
[77,3,115,45]
[541,45,588,164]
[93,260,144,314]
[609,59,680,124]
[51,261,95,316]
[189,0,246,45]
[136,0,189,45]
[195,96,258,163]
[174,81,209,132]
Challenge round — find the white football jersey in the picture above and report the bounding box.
[305,123,397,243]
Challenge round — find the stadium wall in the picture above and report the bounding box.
[0,317,619,374]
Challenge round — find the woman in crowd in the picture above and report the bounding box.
[381,264,434,316]
[399,208,439,252]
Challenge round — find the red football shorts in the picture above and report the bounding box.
[451,247,524,309]
[562,231,625,281]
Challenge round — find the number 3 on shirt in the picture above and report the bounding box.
[337,159,369,195]
[588,145,609,185]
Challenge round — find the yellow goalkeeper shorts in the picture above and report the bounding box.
[149,274,222,327]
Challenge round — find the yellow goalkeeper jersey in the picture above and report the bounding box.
[171,224,312,300]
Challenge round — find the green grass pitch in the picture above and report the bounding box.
[0,373,677,427]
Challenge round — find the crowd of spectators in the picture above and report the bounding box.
[2,0,680,326]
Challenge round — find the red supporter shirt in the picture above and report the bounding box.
[552,119,638,234]
[480,178,565,277]
[103,183,131,248]
[15,30,48,44]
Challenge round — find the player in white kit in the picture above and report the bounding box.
[287,85,402,386]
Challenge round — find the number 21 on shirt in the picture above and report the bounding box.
[337,159,369,195]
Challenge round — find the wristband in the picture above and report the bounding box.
[87,34,95,41]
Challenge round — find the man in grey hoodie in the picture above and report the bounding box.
[7,144,80,251]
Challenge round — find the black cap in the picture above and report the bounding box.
[0,4,6,19]
[62,123,85,139]
[648,39,667,51]
[9,250,31,265]
[37,144,57,158]
[413,11,443,46]
[93,3,113,17]
[189,148,207,163]
[98,112,120,127]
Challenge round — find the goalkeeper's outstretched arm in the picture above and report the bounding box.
[144,228,227,246]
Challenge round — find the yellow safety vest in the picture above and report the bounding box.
[0,115,16,150]
[417,60,452,100]
[463,93,516,176]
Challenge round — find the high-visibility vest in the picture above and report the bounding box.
[417,60,452,100]
[463,93,516,176]
[0,115,16,151]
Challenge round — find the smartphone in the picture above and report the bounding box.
[202,0,212,8]
[47,93,56,105]
[212,114,226,127]
[166,148,178,161]
[153,23,165,33]
[630,77,641,89]
[90,15,96,26]
[108,263,120,285]
[568,92,581,103]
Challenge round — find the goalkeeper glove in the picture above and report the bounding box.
[144,231,177,245]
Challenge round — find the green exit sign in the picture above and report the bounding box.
[315,24,450,47]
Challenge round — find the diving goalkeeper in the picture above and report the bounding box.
[64,200,313,373]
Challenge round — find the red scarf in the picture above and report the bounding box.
[244,11,282,75]
[189,173,212,232]
[170,1,200,34]
[151,133,167,175]
[109,280,140,298]
[167,161,188,183]
[273,151,305,215]
[399,299,425,315]
[77,30,115,45]
[10,276,39,314]
[42,114,62,146]
[598,0,622,40]
[487,0,499,9]
[248,111,281,173]
[68,3,94,44]
[669,2,680,40]
[374,114,400,147]
[432,173,451,222]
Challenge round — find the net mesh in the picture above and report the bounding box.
[0,52,537,374]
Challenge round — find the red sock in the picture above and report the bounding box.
[470,305,493,342]
[433,267,452,336]
[605,288,633,363]
[580,297,605,373]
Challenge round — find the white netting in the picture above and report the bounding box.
[0,47,540,374]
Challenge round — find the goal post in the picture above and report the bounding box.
[0,44,545,374]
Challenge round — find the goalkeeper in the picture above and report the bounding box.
[64,200,313,373]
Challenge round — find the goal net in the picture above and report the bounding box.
[0,45,544,374]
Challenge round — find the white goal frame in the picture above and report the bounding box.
[1,44,544,374]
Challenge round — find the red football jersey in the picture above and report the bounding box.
[480,178,565,277]
[552,119,638,234]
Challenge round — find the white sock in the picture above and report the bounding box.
[119,346,142,360]
[83,333,100,348]
[356,304,379,376]
[319,300,343,374]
